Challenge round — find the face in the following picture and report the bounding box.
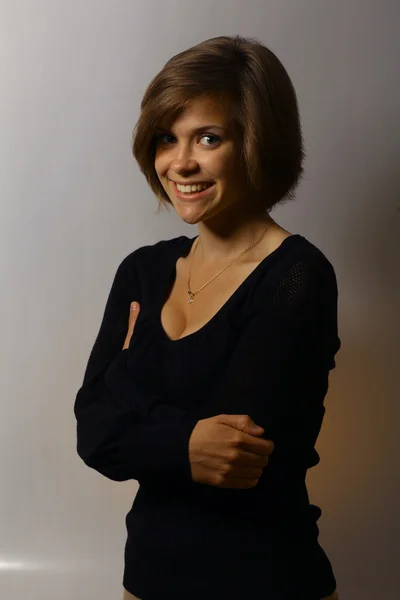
[154,95,247,226]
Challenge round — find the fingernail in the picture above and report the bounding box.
[131,302,138,311]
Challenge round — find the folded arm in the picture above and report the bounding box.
[74,248,340,484]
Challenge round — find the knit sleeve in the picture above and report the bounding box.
[73,251,199,483]
[184,257,341,463]
[74,249,340,485]
[151,256,340,467]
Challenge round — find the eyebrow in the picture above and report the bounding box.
[157,125,225,134]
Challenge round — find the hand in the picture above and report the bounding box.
[123,302,274,487]
[122,301,141,350]
[189,414,275,489]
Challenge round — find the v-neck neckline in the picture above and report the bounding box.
[156,233,303,343]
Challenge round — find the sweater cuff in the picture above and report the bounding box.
[118,416,199,485]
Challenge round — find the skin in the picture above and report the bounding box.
[153,94,283,264]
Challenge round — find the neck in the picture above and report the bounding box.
[195,209,276,264]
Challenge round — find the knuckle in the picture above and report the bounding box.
[222,462,233,474]
[226,449,239,463]
[229,433,243,447]
[239,415,251,428]
[215,472,226,485]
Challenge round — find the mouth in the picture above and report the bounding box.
[171,180,216,201]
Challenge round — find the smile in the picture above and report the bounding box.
[171,180,216,201]
[175,182,214,193]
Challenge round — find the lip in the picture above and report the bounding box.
[171,180,216,201]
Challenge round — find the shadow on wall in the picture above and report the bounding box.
[275,4,400,599]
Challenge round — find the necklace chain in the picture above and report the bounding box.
[187,222,273,303]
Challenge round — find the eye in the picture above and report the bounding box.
[200,134,221,147]
[154,133,175,145]
[154,133,221,147]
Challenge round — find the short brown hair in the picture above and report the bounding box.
[132,35,304,214]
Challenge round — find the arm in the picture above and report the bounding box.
[152,255,341,465]
[74,250,199,483]
[74,249,340,484]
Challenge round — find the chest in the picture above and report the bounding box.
[160,255,261,342]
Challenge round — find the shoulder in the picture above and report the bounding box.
[251,234,339,314]
[115,234,190,274]
[275,234,338,289]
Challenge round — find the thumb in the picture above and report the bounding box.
[217,414,264,434]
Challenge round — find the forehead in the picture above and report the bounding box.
[161,95,235,131]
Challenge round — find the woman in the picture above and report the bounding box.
[74,35,341,599]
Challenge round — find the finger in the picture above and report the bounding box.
[232,450,270,468]
[240,434,274,456]
[122,302,140,350]
[128,301,139,328]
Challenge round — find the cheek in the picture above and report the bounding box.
[154,154,163,176]
[214,143,237,170]
[213,154,238,180]
[154,163,170,190]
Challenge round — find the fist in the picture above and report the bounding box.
[189,414,274,489]
[122,301,141,350]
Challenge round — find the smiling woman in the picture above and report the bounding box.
[74,34,341,600]
[132,35,304,220]
[152,94,245,222]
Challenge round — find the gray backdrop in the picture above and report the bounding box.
[1,1,399,599]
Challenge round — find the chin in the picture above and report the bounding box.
[177,212,204,226]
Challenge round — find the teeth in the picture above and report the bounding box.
[176,182,213,193]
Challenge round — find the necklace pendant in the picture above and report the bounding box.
[188,290,194,303]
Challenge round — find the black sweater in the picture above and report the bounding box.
[74,233,341,600]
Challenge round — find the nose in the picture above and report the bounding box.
[170,143,199,175]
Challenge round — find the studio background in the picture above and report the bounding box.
[1,1,399,599]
